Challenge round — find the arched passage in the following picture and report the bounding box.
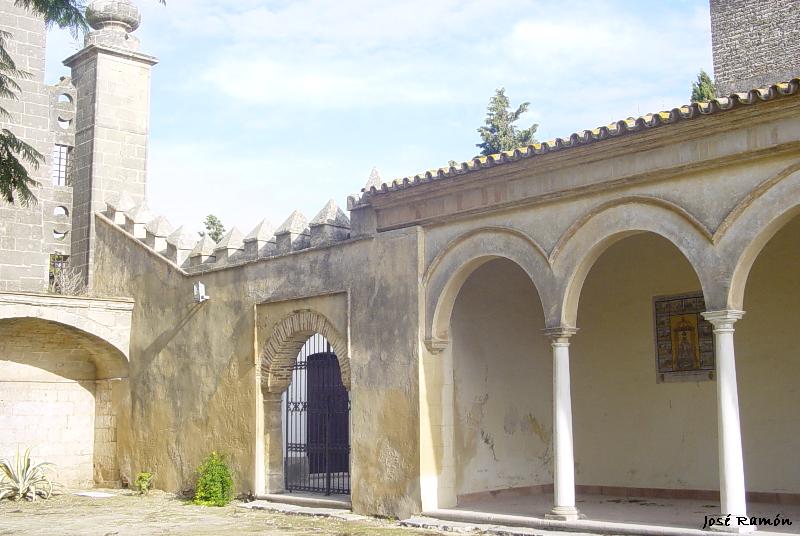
[0,317,128,488]
[735,213,800,499]
[421,252,552,511]
[567,231,718,498]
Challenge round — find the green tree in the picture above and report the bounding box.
[476,88,537,156]
[1,0,163,205]
[691,69,717,103]
[203,214,225,242]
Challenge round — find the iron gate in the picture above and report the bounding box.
[284,335,350,495]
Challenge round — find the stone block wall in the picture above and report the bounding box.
[0,359,97,489]
[711,0,800,95]
[93,379,119,486]
[0,0,75,292]
[66,44,155,287]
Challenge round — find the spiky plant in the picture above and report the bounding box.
[0,448,57,501]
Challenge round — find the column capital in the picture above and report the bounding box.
[702,310,745,332]
[424,336,450,355]
[544,326,578,344]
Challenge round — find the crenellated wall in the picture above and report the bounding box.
[91,206,424,517]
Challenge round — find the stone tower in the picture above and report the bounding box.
[710,0,800,95]
[64,0,157,287]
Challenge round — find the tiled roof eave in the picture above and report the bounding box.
[362,78,800,199]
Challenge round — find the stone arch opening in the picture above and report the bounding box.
[281,334,350,495]
[0,317,128,488]
[261,310,349,394]
[568,232,717,498]
[735,212,800,500]
[555,201,716,327]
[260,310,350,495]
[421,254,551,511]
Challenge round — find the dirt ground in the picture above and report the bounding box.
[0,490,443,536]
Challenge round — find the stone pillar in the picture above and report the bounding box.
[93,379,119,487]
[544,326,580,521]
[420,337,456,511]
[262,391,284,494]
[702,310,753,533]
[63,0,157,288]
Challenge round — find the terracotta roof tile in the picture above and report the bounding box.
[362,78,800,197]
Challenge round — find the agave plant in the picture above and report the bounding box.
[0,448,57,501]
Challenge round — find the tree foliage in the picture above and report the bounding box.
[1,29,42,205]
[691,69,717,103]
[1,1,165,206]
[203,214,225,242]
[476,88,537,156]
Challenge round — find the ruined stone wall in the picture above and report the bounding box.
[710,0,800,95]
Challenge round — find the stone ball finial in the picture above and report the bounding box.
[86,0,141,33]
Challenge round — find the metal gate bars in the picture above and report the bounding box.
[284,335,350,495]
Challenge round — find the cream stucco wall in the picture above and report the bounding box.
[451,259,553,497]
[571,233,718,491]
[738,215,800,494]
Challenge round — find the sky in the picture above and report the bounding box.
[43,0,713,236]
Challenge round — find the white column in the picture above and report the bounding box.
[702,310,753,534]
[545,327,580,521]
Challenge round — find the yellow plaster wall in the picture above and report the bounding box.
[450,258,553,496]
[91,218,424,517]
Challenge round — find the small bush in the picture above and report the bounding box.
[134,472,154,495]
[192,452,233,507]
[0,448,57,501]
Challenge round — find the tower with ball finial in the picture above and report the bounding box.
[64,0,158,288]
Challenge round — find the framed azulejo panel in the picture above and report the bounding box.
[653,292,715,383]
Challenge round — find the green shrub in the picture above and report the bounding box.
[134,472,154,495]
[192,452,233,507]
[0,448,57,501]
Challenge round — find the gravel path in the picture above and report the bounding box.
[0,490,443,536]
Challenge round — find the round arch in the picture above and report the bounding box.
[0,303,131,362]
[261,309,350,393]
[722,166,800,310]
[424,227,555,345]
[0,316,129,379]
[554,201,716,326]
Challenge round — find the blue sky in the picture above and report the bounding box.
[44,0,713,235]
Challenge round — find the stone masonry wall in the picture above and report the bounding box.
[0,324,97,489]
[710,0,800,95]
[93,379,119,486]
[0,0,75,291]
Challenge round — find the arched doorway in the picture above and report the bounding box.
[0,317,128,488]
[283,334,350,495]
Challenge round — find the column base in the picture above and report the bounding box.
[545,505,583,521]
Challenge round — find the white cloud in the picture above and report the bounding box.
[41,0,714,229]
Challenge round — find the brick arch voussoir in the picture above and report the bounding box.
[261,310,350,393]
